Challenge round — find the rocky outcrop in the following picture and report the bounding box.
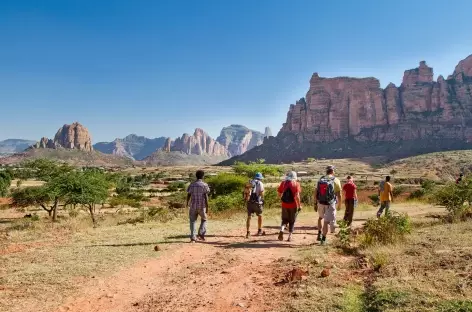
[216,125,266,157]
[31,122,93,152]
[222,54,472,164]
[172,128,227,156]
[264,127,273,138]
[163,137,172,152]
[93,134,167,160]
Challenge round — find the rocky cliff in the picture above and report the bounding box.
[31,122,93,152]
[216,125,266,157]
[93,134,167,160]
[171,128,227,156]
[222,54,472,164]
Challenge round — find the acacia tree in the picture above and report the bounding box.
[61,171,110,226]
[0,171,12,197]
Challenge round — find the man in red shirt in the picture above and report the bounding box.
[342,176,357,226]
[277,171,302,242]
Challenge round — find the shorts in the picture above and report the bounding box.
[247,202,263,216]
[317,202,336,223]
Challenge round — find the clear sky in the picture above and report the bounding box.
[1,0,472,143]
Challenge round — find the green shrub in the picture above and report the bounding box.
[392,185,406,197]
[232,161,283,178]
[167,181,187,192]
[363,289,410,312]
[206,173,247,197]
[166,191,187,207]
[300,182,315,206]
[361,212,411,247]
[432,179,472,220]
[210,192,243,212]
[30,213,40,221]
[437,300,472,312]
[262,188,279,209]
[368,194,380,205]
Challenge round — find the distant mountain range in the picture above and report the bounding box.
[0,139,36,156]
[0,123,272,165]
[93,135,167,160]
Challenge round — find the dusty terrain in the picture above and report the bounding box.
[1,203,445,312]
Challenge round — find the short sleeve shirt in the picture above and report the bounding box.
[327,175,342,194]
[380,182,393,202]
[187,180,210,211]
[277,181,301,209]
[343,181,357,200]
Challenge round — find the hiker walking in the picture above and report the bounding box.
[316,165,342,245]
[342,176,358,226]
[377,176,393,218]
[277,171,302,242]
[186,170,210,243]
[244,172,265,238]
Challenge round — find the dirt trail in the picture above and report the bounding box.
[56,204,443,312]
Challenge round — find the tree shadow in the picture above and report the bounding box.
[85,241,179,248]
[0,218,16,224]
[199,239,297,249]
[166,234,241,239]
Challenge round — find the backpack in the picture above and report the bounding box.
[249,180,261,203]
[316,176,336,205]
[379,180,385,192]
[281,181,295,204]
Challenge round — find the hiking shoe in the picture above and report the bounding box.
[320,239,327,246]
[316,232,322,241]
[257,229,262,236]
[246,231,250,239]
[190,239,196,243]
[278,231,284,241]
[197,234,205,241]
[287,233,293,242]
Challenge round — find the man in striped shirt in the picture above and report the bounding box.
[186,170,210,243]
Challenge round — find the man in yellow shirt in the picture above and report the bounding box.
[377,176,393,218]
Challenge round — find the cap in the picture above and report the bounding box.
[255,172,264,180]
[285,171,298,181]
[326,165,335,171]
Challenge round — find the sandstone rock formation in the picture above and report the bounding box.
[216,125,266,157]
[94,134,167,160]
[163,137,172,152]
[31,122,93,152]
[172,128,227,156]
[222,54,472,164]
[264,127,273,138]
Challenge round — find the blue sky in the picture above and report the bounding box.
[1,0,472,143]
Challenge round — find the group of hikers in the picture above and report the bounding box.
[186,167,395,245]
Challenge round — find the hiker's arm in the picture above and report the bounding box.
[204,193,209,211]
[354,189,358,200]
[186,193,191,208]
[295,193,301,209]
[336,191,341,210]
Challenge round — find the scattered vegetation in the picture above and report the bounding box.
[206,173,247,197]
[0,170,12,196]
[433,177,472,220]
[360,212,411,247]
[232,160,282,178]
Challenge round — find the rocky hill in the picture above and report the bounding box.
[0,139,35,156]
[145,128,228,165]
[31,122,93,151]
[221,54,472,164]
[93,134,167,160]
[216,125,269,157]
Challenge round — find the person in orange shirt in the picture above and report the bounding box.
[277,171,302,242]
[377,176,393,218]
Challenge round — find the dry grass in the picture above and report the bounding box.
[284,219,472,312]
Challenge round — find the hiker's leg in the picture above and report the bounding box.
[189,210,197,240]
[346,200,354,226]
[322,220,329,236]
[280,208,289,231]
[246,215,251,232]
[198,209,207,237]
[377,202,386,217]
[328,204,336,233]
[317,204,326,232]
[385,201,391,216]
[343,200,349,222]
[257,215,262,230]
[288,209,296,233]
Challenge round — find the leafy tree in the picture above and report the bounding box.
[232,161,283,178]
[60,171,111,226]
[11,186,60,219]
[0,171,12,197]
[22,159,73,182]
[206,173,247,198]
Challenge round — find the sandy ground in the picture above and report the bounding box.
[51,204,443,312]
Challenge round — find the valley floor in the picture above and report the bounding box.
[1,203,471,312]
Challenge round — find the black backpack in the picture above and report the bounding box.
[281,181,295,203]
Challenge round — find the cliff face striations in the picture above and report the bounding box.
[222,55,472,164]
